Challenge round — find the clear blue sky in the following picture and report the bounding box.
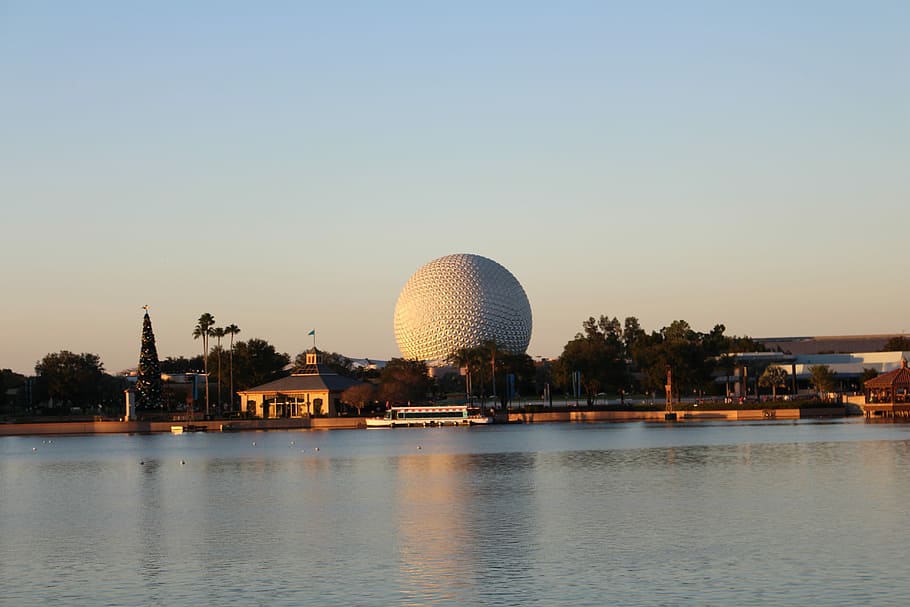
[2,1,907,375]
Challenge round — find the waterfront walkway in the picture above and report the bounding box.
[0,407,847,436]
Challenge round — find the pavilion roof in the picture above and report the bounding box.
[864,359,910,389]
[239,371,363,394]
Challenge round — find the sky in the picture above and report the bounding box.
[1,1,908,376]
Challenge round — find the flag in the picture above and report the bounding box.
[308,329,315,336]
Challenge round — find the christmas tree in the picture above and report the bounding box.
[136,307,163,409]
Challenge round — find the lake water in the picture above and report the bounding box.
[2,419,909,607]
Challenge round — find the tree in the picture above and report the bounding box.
[480,340,500,403]
[445,342,535,407]
[497,350,536,406]
[883,336,910,351]
[136,308,163,409]
[631,321,715,400]
[212,326,225,409]
[99,373,131,416]
[861,368,879,384]
[379,358,431,404]
[224,323,241,410]
[193,313,216,416]
[809,364,836,399]
[448,347,479,404]
[0,369,28,415]
[34,351,106,410]
[341,383,376,416]
[581,315,622,341]
[758,366,789,400]
[554,316,627,405]
[622,316,646,358]
[443,342,498,405]
[231,338,290,391]
[160,355,204,374]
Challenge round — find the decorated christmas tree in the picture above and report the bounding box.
[136,306,163,409]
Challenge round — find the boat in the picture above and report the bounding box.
[366,405,494,428]
[170,424,208,434]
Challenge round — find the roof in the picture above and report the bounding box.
[294,362,335,376]
[864,359,910,389]
[756,334,909,355]
[239,371,364,394]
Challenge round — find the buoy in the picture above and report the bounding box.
[314,447,319,452]
[290,440,295,446]
[251,441,256,446]
[32,447,37,451]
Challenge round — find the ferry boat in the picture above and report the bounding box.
[366,405,494,428]
[170,424,208,434]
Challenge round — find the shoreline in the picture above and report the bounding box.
[0,407,847,437]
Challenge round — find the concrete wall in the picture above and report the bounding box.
[1,409,846,436]
[0,418,308,436]
[311,418,365,430]
[843,394,867,416]
[509,408,845,424]
[509,410,668,424]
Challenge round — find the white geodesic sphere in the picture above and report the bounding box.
[394,254,532,361]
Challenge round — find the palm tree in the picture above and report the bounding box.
[193,313,216,417]
[759,366,789,400]
[447,347,476,405]
[224,324,241,411]
[809,364,836,400]
[482,340,501,407]
[213,326,225,411]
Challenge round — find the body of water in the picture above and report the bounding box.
[2,419,909,606]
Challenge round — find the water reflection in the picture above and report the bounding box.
[138,459,165,604]
[385,452,545,606]
[2,424,910,606]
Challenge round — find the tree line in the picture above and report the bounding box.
[4,314,907,418]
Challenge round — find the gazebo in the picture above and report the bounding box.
[863,358,910,418]
[236,349,364,419]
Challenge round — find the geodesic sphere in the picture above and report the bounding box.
[393,254,533,361]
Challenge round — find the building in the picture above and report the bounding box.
[779,351,909,381]
[236,349,364,418]
[756,334,910,355]
[722,351,910,397]
[863,358,910,417]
